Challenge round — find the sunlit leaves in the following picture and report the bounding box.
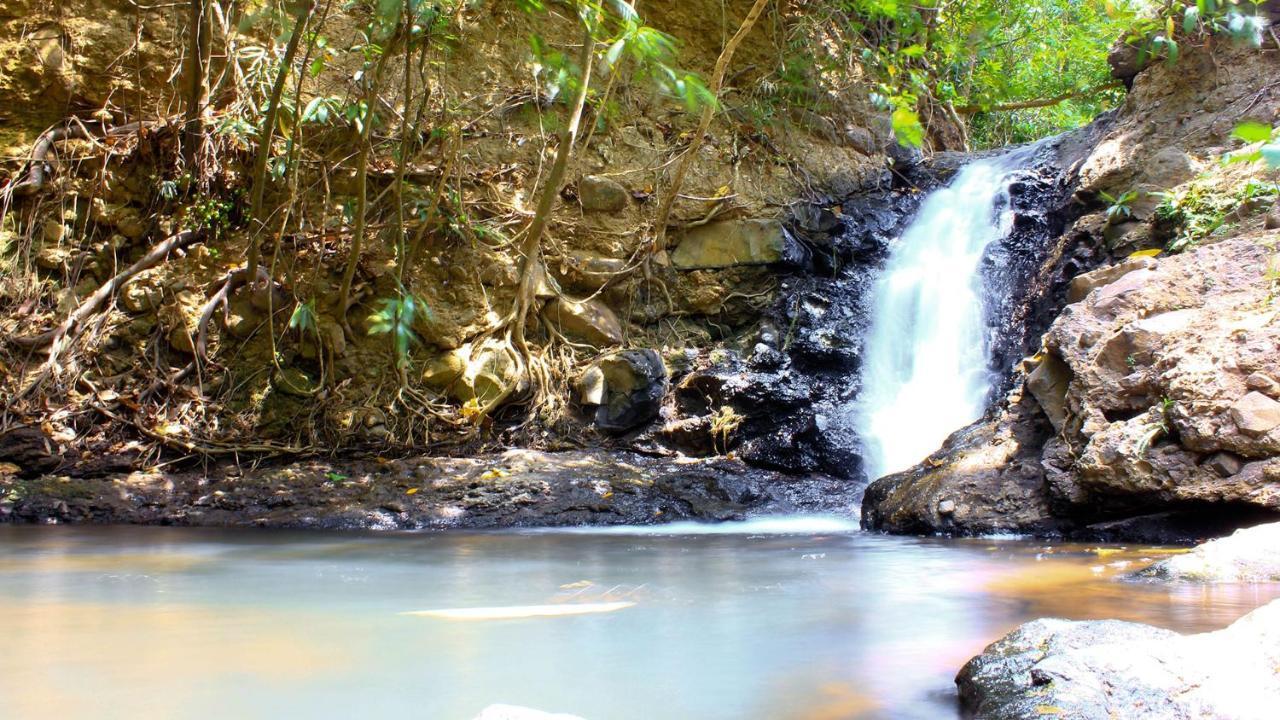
[367,290,432,368]
[891,108,925,148]
[1225,121,1280,170]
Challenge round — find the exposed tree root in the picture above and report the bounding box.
[8,230,205,400]
[5,120,151,198]
[194,265,271,360]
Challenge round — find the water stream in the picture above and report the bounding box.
[3,524,1278,720]
[854,147,1041,480]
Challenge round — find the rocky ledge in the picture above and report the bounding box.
[863,41,1280,541]
[958,599,1280,720]
[1132,521,1280,582]
[0,449,858,530]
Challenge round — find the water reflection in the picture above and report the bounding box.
[0,524,1276,720]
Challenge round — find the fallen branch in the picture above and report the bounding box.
[953,82,1124,115]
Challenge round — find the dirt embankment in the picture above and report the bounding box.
[0,0,902,487]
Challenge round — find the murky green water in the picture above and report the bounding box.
[2,519,1277,719]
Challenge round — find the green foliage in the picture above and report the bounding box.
[1126,0,1271,69]
[186,194,239,237]
[836,0,1137,148]
[523,0,714,113]
[367,288,432,368]
[709,405,743,455]
[1224,121,1280,169]
[288,299,319,335]
[1154,177,1279,252]
[1101,189,1141,226]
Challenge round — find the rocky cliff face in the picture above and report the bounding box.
[863,41,1280,540]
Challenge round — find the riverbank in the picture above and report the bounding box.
[0,449,858,530]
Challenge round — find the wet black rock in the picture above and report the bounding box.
[580,350,668,433]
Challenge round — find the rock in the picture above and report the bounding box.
[844,125,878,155]
[1265,200,1280,230]
[1091,267,1155,314]
[1067,256,1156,303]
[557,252,627,292]
[167,325,195,354]
[1230,392,1280,437]
[861,391,1059,536]
[42,219,70,243]
[1246,372,1280,398]
[1108,36,1147,84]
[1204,452,1243,478]
[670,219,800,270]
[579,350,668,433]
[34,245,75,270]
[272,367,319,397]
[472,705,586,720]
[1026,352,1072,431]
[422,339,521,405]
[107,205,147,240]
[6,448,860,530]
[1133,522,1280,582]
[542,297,623,347]
[120,279,162,314]
[578,175,629,212]
[958,600,1280,720]
[871,226,1280,539]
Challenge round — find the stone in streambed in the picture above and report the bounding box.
[1132,522,1280,582]
[958,600,1280,720]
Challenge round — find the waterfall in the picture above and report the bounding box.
[854,147,1039,481]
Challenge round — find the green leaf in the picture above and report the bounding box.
[891,108,924,148]
[1233,121,1274,144]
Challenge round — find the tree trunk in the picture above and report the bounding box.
[650,0,770,255]
[336,45,394,321]
[243,2,313,277]
[511,25,595,352]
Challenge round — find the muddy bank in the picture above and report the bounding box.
[0,449,858,530]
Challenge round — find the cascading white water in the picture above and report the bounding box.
[855,148,1037,481]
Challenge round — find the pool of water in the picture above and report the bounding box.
[2,519,1277,719]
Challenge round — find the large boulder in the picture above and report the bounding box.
[958,600,1280,720]
[1133,521,1280,582]
[670,219,801,270]
[578,350,668,433]
[861,390,1058,536]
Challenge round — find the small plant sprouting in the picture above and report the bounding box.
[709,405,744,456]
[1136,398,1176,456]
[367,287,433,369]
[324,471,348,483]
[1100,189,1140,227]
